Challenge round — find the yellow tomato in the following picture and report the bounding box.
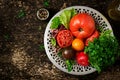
[72,38,84,51]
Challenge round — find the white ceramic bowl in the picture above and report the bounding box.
[44,6,112,75]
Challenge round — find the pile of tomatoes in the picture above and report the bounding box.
[55,13,99,66]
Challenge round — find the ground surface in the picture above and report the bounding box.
[0,0,120,80]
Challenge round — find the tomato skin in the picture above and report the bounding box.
[76,52,89,66]
[57,30,73,48]
[70,13,95,39]
[72,38,84,51]
[85,30,99,46]
[62,47,75,59]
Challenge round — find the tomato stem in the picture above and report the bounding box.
[79,28,83,32]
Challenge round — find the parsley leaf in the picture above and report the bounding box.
[50,38,56,46]
[65,60,75,72]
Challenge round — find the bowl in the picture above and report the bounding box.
[37,8,49,20]
[44,6,112,75]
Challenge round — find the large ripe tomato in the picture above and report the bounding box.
[85,30,99,46]
[76,52,89,66]
[70,13,95,39]
[57,30,73,48]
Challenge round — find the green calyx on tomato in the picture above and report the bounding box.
[70,13,95,39]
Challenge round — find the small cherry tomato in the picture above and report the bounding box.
[62,47,75,59]
[57,30,73,48]
[76,52,89,66]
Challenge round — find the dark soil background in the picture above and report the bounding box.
[0,0,120,80]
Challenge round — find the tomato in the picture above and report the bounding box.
[70,13,95,39]
[76,52,89,66]
[72,38,84,51]
[85,30,99,46]
[62,47,75,59]
[57,30,73,48]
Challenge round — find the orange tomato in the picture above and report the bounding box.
[72,38,84,51]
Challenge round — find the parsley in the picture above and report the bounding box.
[50,38,56,46]
[65,60,75,72]
[85,30,120,72]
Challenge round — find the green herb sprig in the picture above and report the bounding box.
[51,38,56,46]
[85,30,120,72]
[65,60,75,72]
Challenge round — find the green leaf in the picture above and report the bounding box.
[50,17,60,29]
[65,60,75,72]
[59,8,76,29]
[50,8,76,29]
[51,38,56,46]
[71,8,77,17]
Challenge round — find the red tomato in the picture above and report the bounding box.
[76,52,89,66]
[85,30,99,46]
[57,30,73,48]
[70,13,95,39]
